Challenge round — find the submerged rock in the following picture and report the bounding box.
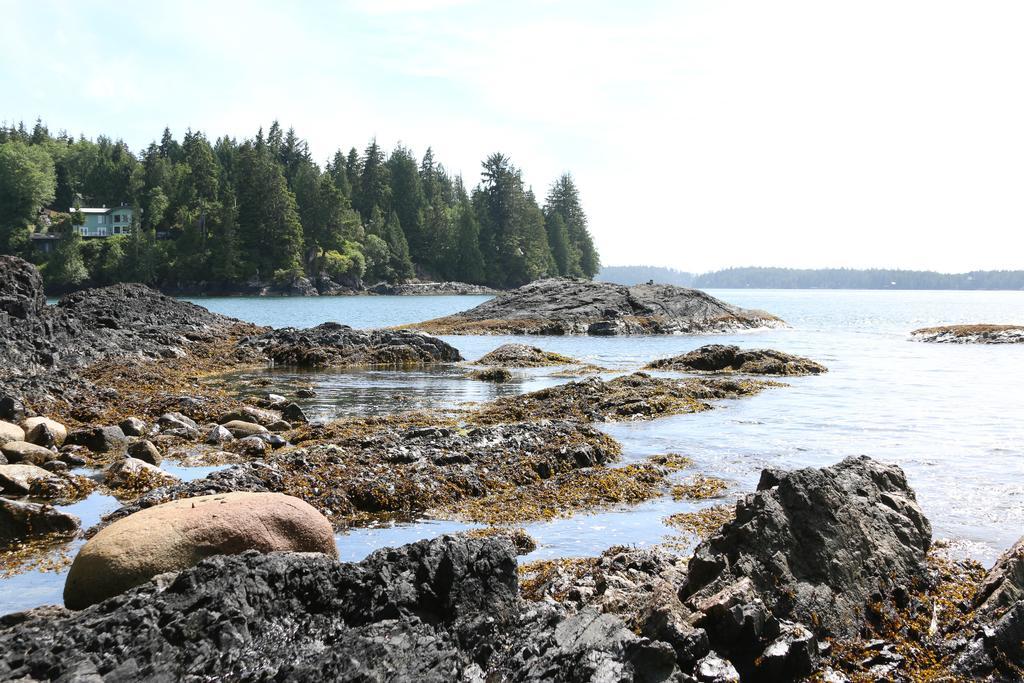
[64,491,336,610]
[242,321,463,368]
[468,367,513,382]
[911,323,1024,344]
[412,277,784,335]
[104,457,178,492]
[475,343,580,367]
[646,344,828,376]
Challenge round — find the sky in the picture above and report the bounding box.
[2,0,1022,273]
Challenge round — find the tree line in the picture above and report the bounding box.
[0,119,600,291]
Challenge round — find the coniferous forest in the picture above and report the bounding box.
[0,120,600,292]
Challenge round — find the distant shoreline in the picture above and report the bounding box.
[599,265,1024,291]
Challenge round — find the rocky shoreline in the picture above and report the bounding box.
[2,458,1021,681]
[2,255,1021,680]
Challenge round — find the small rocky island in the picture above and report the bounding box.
[645,344,828,376]
[411,277,785,335]
[911,324,1024,344]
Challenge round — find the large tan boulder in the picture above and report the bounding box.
[63,492,337,609]
[0,440,54,466]
[0,420,25,446]
[21,417,68,446]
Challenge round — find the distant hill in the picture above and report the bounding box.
[597,265,694,286]
[598,266,1024,290]
[693,267,1024,290]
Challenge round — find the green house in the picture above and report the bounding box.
[71,205,134,237]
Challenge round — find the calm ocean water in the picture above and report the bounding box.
[4,289,1022,614]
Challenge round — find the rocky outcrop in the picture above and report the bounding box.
[0,498,79,545]
[241,322,463,368]
[0,257,248,378]
[475,343,580,367]
[412,277,784,335]
[976,537,1024,616]
[684,457,931,636]
[0,254,46,319]
[646,344,828,376]
[911,323,1024,344]
[368,280,497,295]
[64,492,337,610]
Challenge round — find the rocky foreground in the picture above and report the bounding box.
[1,457,1021,681]
[911,324,1024,344]
[412,277,785,335]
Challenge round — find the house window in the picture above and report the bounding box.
[114,214,121,223]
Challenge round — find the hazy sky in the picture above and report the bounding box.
[2,1,1022,272]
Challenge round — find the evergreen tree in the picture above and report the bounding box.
[545,212,571,276]
[235,142,304,278]
[384,211,414,280]
[545,174,599,277]
[356,139,390,221]
[387,145,425,259]
[0,140,56,254]
[450,201,485,284]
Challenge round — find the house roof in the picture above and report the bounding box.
[69,206,132,214]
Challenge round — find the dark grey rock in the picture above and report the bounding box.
[240,321,463,368]
[0,255,45,319]
[0,536,524,681]
[0,395,26,423]
[118,417,148,437]
[65,426,128,454]
[281,402,307,423]
[41,460,69,473]
[646,344,827,376]
[25,422,58,448]
[684,456,931,641]
[127,440,162,466]
[0,497,79,545]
